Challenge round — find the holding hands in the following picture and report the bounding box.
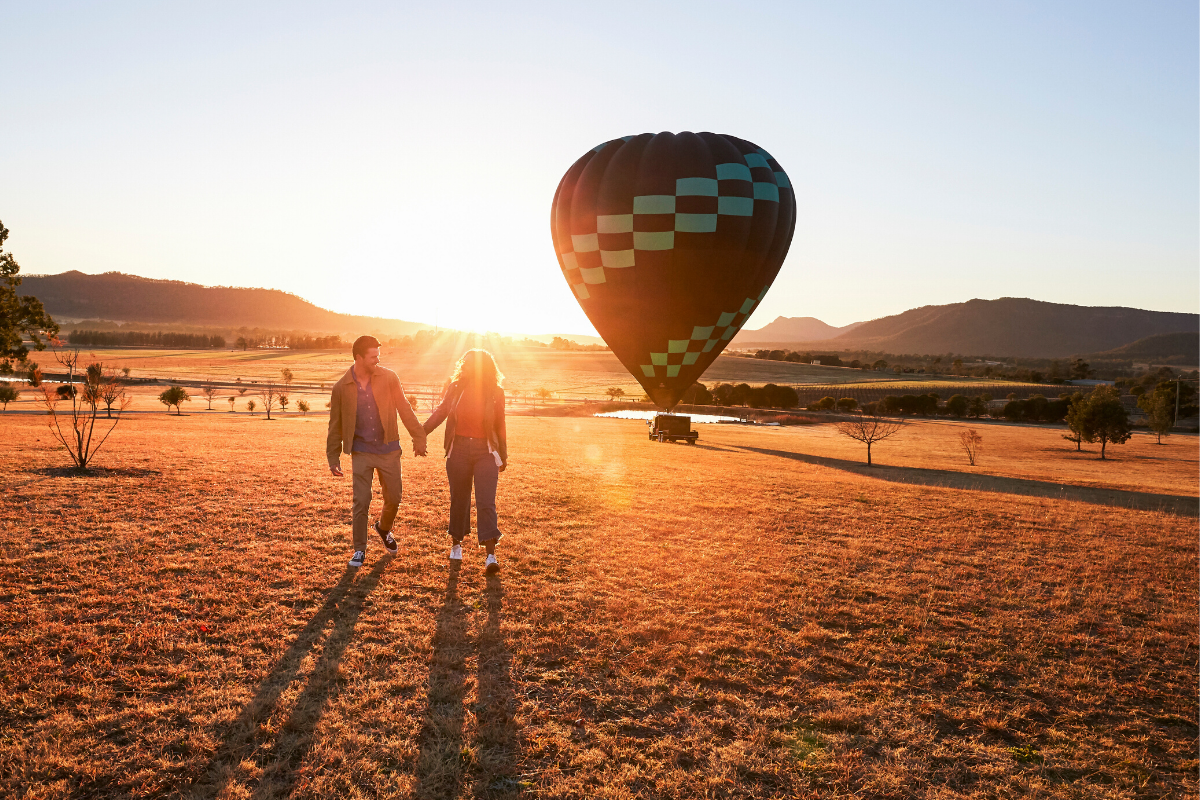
[329,433,423,478]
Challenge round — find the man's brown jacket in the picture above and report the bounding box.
[326,366,427,469]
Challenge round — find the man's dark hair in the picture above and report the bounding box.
[352,335,380,359]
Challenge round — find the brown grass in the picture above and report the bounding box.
[0,413,1195,798]
[16,346,1011,399]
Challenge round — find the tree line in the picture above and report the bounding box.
[748,344,1200,384]
[748,348,1109,384]
[233,333,343,350]
[69,330,227,348]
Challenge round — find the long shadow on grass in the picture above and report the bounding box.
[188,559,388,799]
[415,563,469,798]
[473,574,518,798]
[733,445,1199,516]
[415,569,519,799]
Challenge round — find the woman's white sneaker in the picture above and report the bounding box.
[450,544,463,561]
[485,554,500,574]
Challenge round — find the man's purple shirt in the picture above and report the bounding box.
[351,365,401,455]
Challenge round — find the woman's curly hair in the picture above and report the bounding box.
[450,348,504,389]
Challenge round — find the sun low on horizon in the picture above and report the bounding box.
[3,3,1196,335]
[1,5,1198,798]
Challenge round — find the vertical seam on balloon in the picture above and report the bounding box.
[591,137,642,286]
[712,134,759,306]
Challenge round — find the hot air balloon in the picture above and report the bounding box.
[551,132,796,409]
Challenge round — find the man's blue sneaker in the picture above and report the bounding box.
[374,521,398,555]
[348,550,365,568]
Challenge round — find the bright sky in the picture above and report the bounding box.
[4,2,1196,335]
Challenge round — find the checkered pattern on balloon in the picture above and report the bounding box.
[551,132,796,408]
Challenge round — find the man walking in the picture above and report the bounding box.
[327,335,427,567]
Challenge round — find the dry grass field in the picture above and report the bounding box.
[15,346,998,399]
[1,411,1196,799]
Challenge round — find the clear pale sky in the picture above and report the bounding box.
[4,2,1196,335]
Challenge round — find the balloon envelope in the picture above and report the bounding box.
[551,132,796,408]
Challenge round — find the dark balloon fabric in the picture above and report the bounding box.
[551,132,796,409]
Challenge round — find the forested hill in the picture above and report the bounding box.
[19,271,431,336]
[743,298,1196,359]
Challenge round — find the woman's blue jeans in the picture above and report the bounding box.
[446,436,501,545]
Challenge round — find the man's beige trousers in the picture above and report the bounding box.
[351,451,403,551]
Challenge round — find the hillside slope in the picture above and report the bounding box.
[818,298,1195,358]
[1088,331,1199,364]
[19,271,432,336]
[733,316,861,343]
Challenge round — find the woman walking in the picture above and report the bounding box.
[424,349,508,573]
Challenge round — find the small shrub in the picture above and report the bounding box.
[0,383,20,410]
[1007,744,1043,764]
[808,396,836,411]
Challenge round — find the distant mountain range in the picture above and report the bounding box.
[18,272,1197,360]
[735,298,1197,360]
[18,271,601,344]
[732,316,862,342]
[19,271,433,337]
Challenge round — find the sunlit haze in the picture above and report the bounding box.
[4,2,1196,335]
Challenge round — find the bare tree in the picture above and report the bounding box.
[40,349,130,471]
[833,411,905,465]
[200,383,219,410]
[258,384,279,420]
[959,428,982,465]
[83,361,127,419]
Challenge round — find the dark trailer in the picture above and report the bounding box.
[648,413,698,444]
